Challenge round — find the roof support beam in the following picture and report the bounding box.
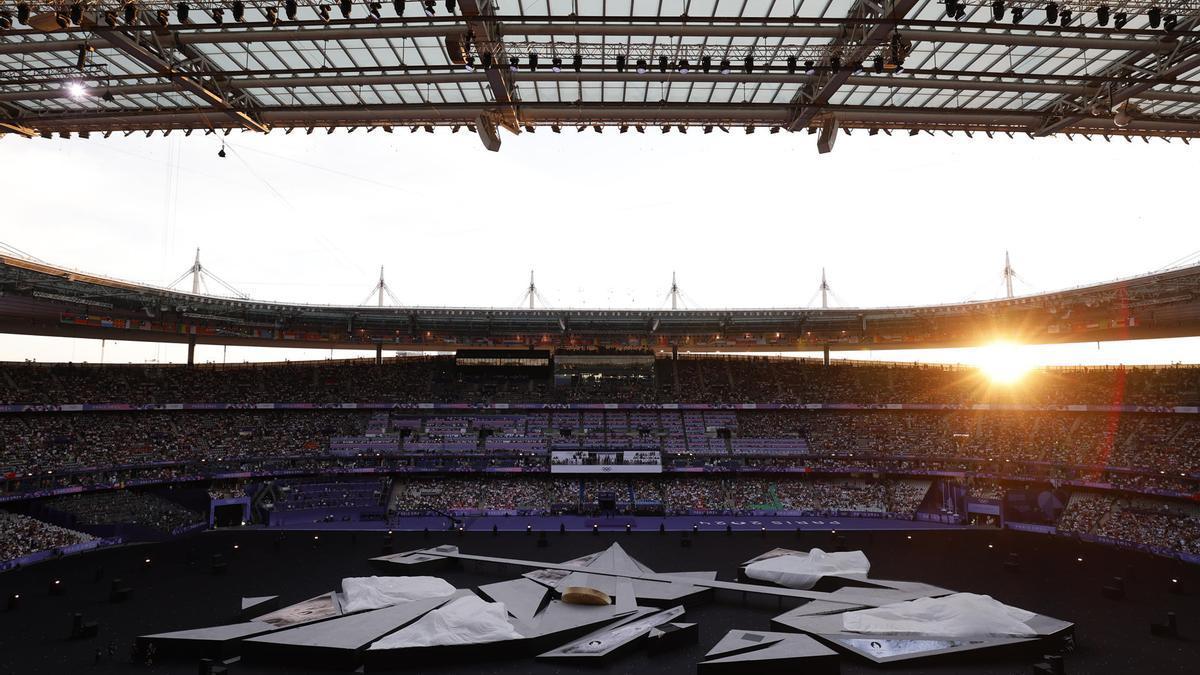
[787,0,921,132]
[1035,17,1200,136]
[85,12,268,133]
[458,0,519,143]
[0,25,1174,56]
[12,72,1200,106]
[12,102,1200,135]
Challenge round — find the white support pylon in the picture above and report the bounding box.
[819,268,830,309]
[191,248,202,295]
[1003,251,1015,299]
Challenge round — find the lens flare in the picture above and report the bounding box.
[977,341,1033,384]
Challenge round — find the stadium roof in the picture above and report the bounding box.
[2,1,1200,150]
[2,253,1199,352]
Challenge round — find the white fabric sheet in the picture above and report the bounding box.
[841,593,1038,637]
[744,548,870,589]
[340,576,456,613]
[369,595,522,649]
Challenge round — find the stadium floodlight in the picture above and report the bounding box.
[573,53,581,72]
[945,0,958,18]
[702,55,711,73]
[804,60,816,75]
[211,7,224,24]
[1113,11,1127,28]
[368,2,382,20]
[874,55,884,73]
[635,125,646,133]
[16,2,29,25]
[1096,5,1109,26]
[69,3,83,25]
[787,56,797,73]
[830,56,841,72]
[678,59,690,74]
[424,0,435,16]
[991,0,1003,21]
[660,125,670,134]
[177,3,192,23]
[636,59,648,74]
[66,82,86,99]
[339,0,352,18]
[481,53,493,69]
[284,0,297,20]
[528,52,539,71]
[658,56,669,73]
[616,55,626,72]
[551,56,562,72]
[264,7,278,24]
[619,124,629,133]
[551,124,561,133]
[1148,7,1161,28]
[124,1,139,24]
[445,0,456,13]
[703,125,713,133]
[743,54,754,73]
[1044,2,1057,24]
[217,145,226,158]
[745,125,755,134]
[719,58,731,75]
[156,8,169,25]
[509,56,519,72]
[1164,13,1177,31]
[463,55,475,71]
[393,0,404,15]
[1059,8,1071,25]
[0,12,13,30]
[231,1,245,22]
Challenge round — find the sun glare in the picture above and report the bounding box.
[977,342,1033,384]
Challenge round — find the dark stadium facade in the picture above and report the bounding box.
[3,254,1200,354]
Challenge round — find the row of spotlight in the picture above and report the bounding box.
[950,0,1182,30]
[464,53,906,75]
[0,1,456,28]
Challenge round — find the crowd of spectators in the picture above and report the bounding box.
[1,357,1197,406]
[271,477,390,512]
[0,511,93,562]
[41,490,203,533]
[3,408,1198,500]
[5,409,1200,476]
[383,476,930,517]
[1058,493,1200,556]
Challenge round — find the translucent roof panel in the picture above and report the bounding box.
[0,1,1195,140]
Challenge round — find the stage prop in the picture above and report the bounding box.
[698,630,839,674]
[137,543,1073,671]
[537,605,685,661]
[238,596,279,621]
[743,548,870,590]
[646,621,699,654]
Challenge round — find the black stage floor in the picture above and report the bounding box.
[1,528,1196,674]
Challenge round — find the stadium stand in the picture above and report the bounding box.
[1,356,1198,564]
[0,512,94,562]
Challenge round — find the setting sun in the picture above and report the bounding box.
[977,342,1034,384]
